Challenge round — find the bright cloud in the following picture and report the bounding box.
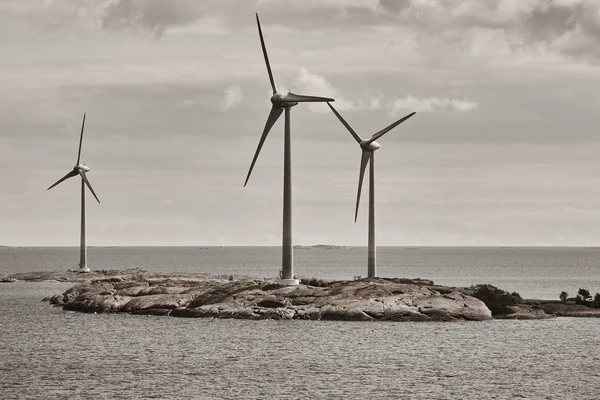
[221,85,243,111]
[175,99,197,109]
[293,68,383,113]
[293,69,478,116]
[390,96,479,115]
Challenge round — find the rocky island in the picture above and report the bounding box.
[293,244,353,249]
[4,268,600,321]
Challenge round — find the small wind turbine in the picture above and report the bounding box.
[47,113,100,272]
[244,13,335,285]
[327,103,416,278]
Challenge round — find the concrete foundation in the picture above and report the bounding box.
[275,278,300,286]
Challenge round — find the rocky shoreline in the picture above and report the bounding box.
[4,268,600,321]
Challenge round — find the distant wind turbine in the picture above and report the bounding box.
[47,113,100,272]
[327,103,416,278]
[244,13,335,285]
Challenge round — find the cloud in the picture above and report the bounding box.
[524,1,579,43]
[390,96,479,114]
[101,0,202,38]
[292,69,478,116]
[293,68,382,113]
[258,0,600,63]
[175,99,197,109]
[221,85,243,111]
[172,85,242,111]
[378,0,412,14]
[411,1,600,61]
[5,0,600,63]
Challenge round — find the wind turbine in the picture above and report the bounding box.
[47,113,100,272]
[244,13,334,285]
[327,103,416,278]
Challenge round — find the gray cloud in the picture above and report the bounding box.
[257,0,600,63]
[413,1,600,62]
[524,2,579,43]
[378,0,411,14]
[6,0,600,62]
[101,0,202,38]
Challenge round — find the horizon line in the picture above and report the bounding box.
[2,245,600,249]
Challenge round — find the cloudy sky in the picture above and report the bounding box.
[2,0,600,246]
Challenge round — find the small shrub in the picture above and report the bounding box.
[470,284,521,316]
[593,293,600,309]
[576,288,592,305]
[559,291,568,304]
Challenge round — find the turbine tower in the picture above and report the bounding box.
[244,13,334,285]
[327,103,415,278]
[47,113,100,272]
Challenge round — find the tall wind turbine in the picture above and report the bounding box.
[327,103,416,278]
[244,13,334,285]
[47,113,100,272]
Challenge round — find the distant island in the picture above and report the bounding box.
[3,268,600,321]
[293,244,354,249]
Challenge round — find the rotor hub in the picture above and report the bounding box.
[270,92,297,108]
[270,92,285,105]
[360,140,380,152]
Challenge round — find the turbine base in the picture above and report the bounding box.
[275,278,300,286]
[79,267,90,273]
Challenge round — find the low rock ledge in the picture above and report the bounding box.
[5,269,599,320]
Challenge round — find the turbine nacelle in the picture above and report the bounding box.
[270,92,334,108]
[360,140,380,152]
[75,164,90,172]
[271,92,297,107]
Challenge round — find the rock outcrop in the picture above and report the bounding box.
[4,268,222,283]
[6,268,598,320]
[517,300,600,318]
[46,274,494,321]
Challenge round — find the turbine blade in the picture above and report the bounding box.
[80,171,100,204]
[77,113,86,164]
[368,111,416,144]
[244,106,284,186]
[47,169,78,190]
[256,13,277,94]
[355,150,371,222]
[327,102,362,144]
[285,92,334,103]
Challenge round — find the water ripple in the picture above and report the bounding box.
[1,283,599,399]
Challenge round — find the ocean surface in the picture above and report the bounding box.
[2,246,600,299]
[1,247,599,399]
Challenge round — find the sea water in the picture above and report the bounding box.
[2,246,599,299]
[1,247,599,399]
